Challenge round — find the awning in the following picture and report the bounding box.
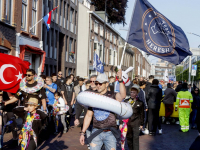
[19,45,46,72]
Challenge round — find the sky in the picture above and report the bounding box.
[112,0,200,64]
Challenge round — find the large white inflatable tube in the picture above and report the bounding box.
[77,92,133,119]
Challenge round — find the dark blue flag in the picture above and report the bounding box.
[127,0,192,65]
[93,52,104,73]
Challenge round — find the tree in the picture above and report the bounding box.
[91,0,128,25]
[175,66,183,76]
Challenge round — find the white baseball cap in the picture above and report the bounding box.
[96,73,109,83]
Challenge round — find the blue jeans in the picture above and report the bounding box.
[90,128,117,150]
[192,109,197,127]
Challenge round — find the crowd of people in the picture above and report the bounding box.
[0,69,200,150]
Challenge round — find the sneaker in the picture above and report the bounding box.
[87,144,90,149]
[149,132,155,136]
[162,117,165,123]
[166,121,170,125]
[175,121,179,125]
[159,129,162,135]
[63,129,67,133]
[142,128,149,135]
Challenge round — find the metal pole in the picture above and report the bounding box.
[103,0,107,65]
[119,42,127,68]
[188,56,192,83]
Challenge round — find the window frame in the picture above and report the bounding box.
[31,0,37,34]
[21,0,27,31]
[5,0,12,24]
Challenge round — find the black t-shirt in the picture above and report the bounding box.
[14,81,46,107]
[3,92,17,112]
[57,77,65,89]
[61,83,74,104]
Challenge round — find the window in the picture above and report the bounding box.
[69,38,73,62]
[94,22,98,33]
[113,36,116,44]
[99,44,102,61]
[64,2,66,19]
[100,25,103,36]
[51,29,54,47]
[31,0,37,34]
[70,8,74,23]
[113,51,115,66]
[109,49,112,65]
[21,0,27,30]
[5,0,12,24]
[110,32,112,42]
[94,43,97,51]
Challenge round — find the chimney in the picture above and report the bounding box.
[90,2,95,11]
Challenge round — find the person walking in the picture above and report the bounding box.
[147,79,163,135]
[163,83,177,124]
[79,71,126,150]
[175,81,183,92]
[124,84,144,150]
[175,83,193,132]
[61,76,75,129]
[143,75,154,134]
[191,87,200,129]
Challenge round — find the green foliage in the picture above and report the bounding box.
[176,60,200,81]
[175,66,183,76]
[91,0,128,26]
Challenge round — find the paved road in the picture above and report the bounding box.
[3,120,199,150]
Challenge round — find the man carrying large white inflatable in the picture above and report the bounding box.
[79,69,126,150]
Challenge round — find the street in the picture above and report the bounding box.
[3,120,198,150]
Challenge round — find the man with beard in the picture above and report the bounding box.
[80,71,126,150]
[4,69,47,112]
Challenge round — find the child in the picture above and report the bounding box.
[13,98,47,150]
[53,92,68,134]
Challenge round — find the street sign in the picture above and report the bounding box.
[191,65,197,76]
[191,70,197,76]
[192,65,197,70]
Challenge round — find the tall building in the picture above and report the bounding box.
[77,3,120,77]
[0,0,45,75]
[43,0,78,77]
[154,59,175,80]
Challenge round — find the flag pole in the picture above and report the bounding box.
[29,5,59,32]
[29,18,44,32]
[119,42,127,69]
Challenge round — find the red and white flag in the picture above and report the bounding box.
[0,53,30,93]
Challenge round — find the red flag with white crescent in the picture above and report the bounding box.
[0,53,30,93]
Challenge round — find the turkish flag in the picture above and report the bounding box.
[0,53,30,93]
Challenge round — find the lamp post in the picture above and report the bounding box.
[103,0,107,65]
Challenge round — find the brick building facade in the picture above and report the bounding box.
[89,9,119,77]
[134,48,151,78]
[0,0,45,75]
[43,0,78,77]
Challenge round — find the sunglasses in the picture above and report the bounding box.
[59,74,62,75]
[90,81,95,83]
[95,82,106,86]
[25,74,33,77]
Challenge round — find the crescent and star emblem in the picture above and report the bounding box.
[0,64,23,84]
